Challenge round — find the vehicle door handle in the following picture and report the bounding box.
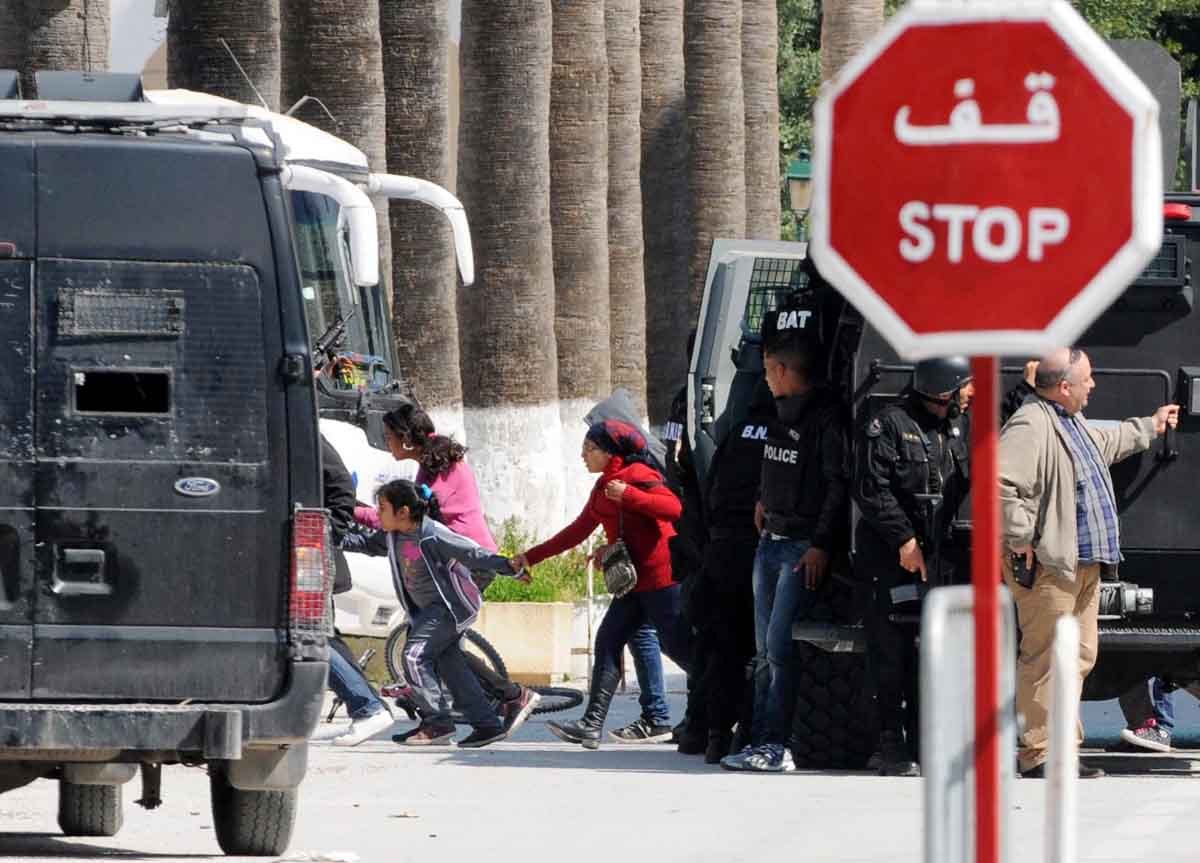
[51,547,112,596]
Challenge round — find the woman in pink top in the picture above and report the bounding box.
[356,404,496,552]
[356,404,539,734]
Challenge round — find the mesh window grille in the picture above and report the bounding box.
[1140,240,1180,281]
[744,257,807,335]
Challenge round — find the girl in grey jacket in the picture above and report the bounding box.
[345,479,525,747]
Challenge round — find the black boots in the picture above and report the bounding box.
[704,730,733,764]
[878,731,920,777]
[675,720,708,755]
[546,667,618,750]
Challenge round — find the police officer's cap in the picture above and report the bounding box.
[912,356,972,400]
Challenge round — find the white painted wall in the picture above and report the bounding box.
[463,403,569,543]
[111,0,164,73]
[111,0,462,73]
[559,398,602,521]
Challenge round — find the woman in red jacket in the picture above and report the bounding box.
[515,420,691,749]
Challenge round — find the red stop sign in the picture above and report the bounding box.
[809,1,1162,358]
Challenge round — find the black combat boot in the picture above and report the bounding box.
[675,719,708,754]
[878,730,921,777]
[705,730,733,764]
[546,667,619,750]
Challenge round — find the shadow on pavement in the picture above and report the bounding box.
[386,744,720,773]
[0,833,215,858]
[362,744,878,776]
[1087,753,1200,777]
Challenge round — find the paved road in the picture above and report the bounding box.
[2,689,1200,862]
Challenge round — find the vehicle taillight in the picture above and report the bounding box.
[290,509,333,643]
[1164,203,1192,221]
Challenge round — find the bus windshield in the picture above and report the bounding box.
[290,190,395,385]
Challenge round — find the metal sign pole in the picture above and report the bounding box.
[971,356,1001,863]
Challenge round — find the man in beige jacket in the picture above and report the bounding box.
[999,347,1178,778]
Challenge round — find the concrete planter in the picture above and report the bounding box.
[474,601,576,686]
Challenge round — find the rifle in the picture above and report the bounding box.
[312,309,356,373]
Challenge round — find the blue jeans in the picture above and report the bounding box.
[593,586,691,727]
[629,623,670,725]
[1120,676,1176,731]
[1152,679,1176,729]
[328,643,385,721]
[751,536,819,746]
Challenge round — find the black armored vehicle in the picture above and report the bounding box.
[0,75,339,855]
[686,199,1200,767]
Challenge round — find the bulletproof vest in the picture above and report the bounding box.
[880,402,966,537]
[707,414,772,528]
[758,395,825,532]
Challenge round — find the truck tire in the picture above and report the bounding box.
[209,770,296,857]
[58,781,123,837]
[789,642,879,770]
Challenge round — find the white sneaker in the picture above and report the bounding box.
[310,723,350,742]
[744,743,796,773]
[332,711,394,747]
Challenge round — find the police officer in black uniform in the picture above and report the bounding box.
[722,327,850,773]
[684,379,777,762]
[855,356,972,776]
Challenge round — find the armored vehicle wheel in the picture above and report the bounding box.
[209,769,296,857]
[789,642,879,770]
[58,780,123,837]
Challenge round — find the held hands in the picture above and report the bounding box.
[794,547,829,590]
[1153,404,1181,435]
[1011,545,1034,570]
[604,480,628,502]
[898,537,927,582]
[510,553,532,582]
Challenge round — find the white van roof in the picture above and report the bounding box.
[144,89,370,173]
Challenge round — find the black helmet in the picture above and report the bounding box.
[912,356,972,400]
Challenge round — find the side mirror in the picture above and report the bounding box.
[367,173,475,286]
[338,205,379,288]
[282,165,380,288]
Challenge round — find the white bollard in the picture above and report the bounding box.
[585,557,595,682]
[921,585,1017,863]
[1046,615,1080,863]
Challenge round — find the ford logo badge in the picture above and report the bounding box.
[174,477,221,498]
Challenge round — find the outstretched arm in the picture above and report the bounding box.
[523,507,601,567]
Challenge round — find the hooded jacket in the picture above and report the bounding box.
[342,517,514,632]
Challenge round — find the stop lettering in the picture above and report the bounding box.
[898,202,1069,263]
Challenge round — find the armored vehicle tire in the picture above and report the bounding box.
[58,780,123,837]
[789,642,879,770]
[209,770,296,857]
